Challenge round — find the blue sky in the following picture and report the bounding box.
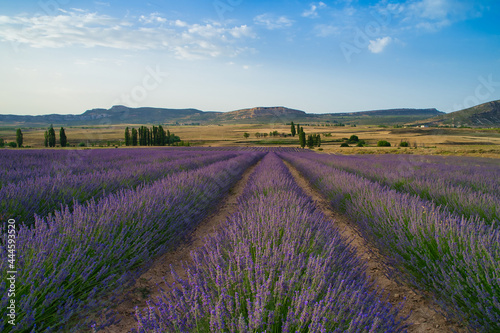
[1,0,499,115]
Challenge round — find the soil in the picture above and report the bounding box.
[284,161,467,333]
[96,156,468,332]
[97,160,262,332]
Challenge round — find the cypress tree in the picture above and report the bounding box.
[48,125,56,147]
[44,130,48,147]
[125,127,131,146]
[299,131,306,148]
[16,128,23,148]
[158,125,165,146]
[296,123,300,135]
[166,130,171,146]
[290,121,296,137]
[60,127,67,147]
[139,126,145,146]
[317,134,321,147]
[307,134,314,148]
[152,126,157,145]
[131,128,138,146]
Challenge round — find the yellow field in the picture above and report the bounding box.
[1,124,500,158]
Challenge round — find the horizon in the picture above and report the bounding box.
[0,103,451,117]
[1,0,499,115]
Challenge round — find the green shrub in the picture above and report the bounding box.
[399,141,409,147]
[78,142,86,147]
[348,135,359,143]
[340,142,350,147]
[377,140,391,147]
[8,142,17,148]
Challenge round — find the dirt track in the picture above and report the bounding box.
[97,156,466,332]
[98,160,262,332]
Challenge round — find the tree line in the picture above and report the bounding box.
[44,125,68,147]
[124,125,181,146]
[290,121,321,149]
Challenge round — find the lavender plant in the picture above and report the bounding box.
[134,153,406,332]
[305,153,500,224]
[280,152,500,332]
[0,152,263,332]
[0,150,238,226]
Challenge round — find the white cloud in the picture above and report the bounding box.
[254,13,293,30]
[368,36,392,53]
[302,2,327,18]
[314,24,340,37]
[0,10,256,60]
[373,0,483,32]
[139,13,167,25]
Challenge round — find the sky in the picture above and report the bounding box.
[0,0,499,115]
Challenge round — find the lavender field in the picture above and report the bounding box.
[1,148,499,332]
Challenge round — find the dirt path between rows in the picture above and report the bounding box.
[98,159,262,333]
[284,161,466,333]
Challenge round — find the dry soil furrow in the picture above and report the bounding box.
[98,159,263,333]
[283,160,466,333]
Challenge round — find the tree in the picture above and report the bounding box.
[316,134,321,147]
[131,128,138,146]
[243,132,250,139]
[44,131,48,147]
[291,121,296,137]
[377,140,391,147]
[299,131,306,148]
[158,125,166,146]
[60,127,67,147]
[48,125,56,147]
[296,123,300,135]
[0,138,5,148]
[125,127,131,146]
[348,135,359,143]
[307,134,314,149]
[16,129,23,148]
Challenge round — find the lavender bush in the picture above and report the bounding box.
[134,153,406,332]
[0,152,263,332]
[306,153,500,224]
[280,152,500,332]
[0,150,238,226]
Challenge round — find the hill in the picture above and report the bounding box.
[0,105,443,127]
[415,100,500,127]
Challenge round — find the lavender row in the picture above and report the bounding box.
[280,152,500,332]
[0,149,211,186]
[134,153,406,332]
[0,152,263,332]
[1,151,238,226]
[309,153,500,224]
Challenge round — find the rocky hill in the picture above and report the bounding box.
[415,100,500,127]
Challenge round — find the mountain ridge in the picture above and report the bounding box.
[0,105,445,126]
[413,100,500,127]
